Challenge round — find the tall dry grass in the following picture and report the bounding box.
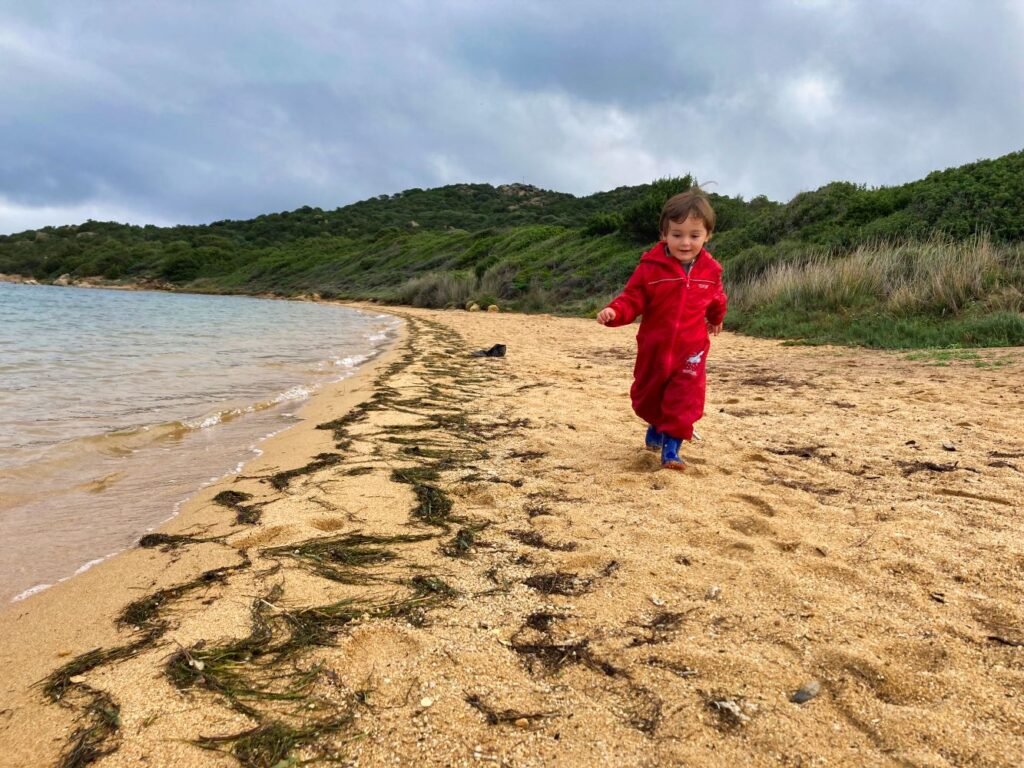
[393,263,521,309]
[729,236,1024,316]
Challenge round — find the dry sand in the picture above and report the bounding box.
[1,306,1022,768]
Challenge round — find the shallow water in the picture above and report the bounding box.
[0,283,398,604]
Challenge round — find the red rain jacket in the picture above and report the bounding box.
[605,243,727,435]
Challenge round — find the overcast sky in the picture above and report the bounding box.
[1,0,1022,234]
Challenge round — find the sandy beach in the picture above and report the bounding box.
[1,305,1022,768]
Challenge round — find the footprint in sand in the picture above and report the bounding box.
[725,515,776,537]
[730,493,777,517]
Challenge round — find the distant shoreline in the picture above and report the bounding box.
[0,272,345,306]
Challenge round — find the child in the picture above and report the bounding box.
[597,189,727,470]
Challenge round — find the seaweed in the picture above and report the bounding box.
[644,656,699,678]
[508,450,547,462]
[137,533,217,550]
[390,466,441,484]
[464,693,557,726]
[213,490,253,507]
[409,574,459,599]
[58,688,121,768]
[196,715,354,768]
[41,627,166,703]
[262,532,432,584]
[523,611,564,632]
[523,571,592,596]
[212,490,265,526]
[628,611,688,647]
[508,530,577,552]
[440,527,476,558]
[267,453,345,491]
[117,564,239,629]
[511,639,620,677]
[409,483,456,528]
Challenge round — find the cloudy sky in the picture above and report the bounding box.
[1,0,1022,234]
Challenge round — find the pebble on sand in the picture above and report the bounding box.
[790,680,822,704]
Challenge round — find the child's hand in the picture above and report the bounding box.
[597,307,616,325]
[707,321,723,336]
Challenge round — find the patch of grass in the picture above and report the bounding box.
[729,237,1024,348]
[903,348,1016,368]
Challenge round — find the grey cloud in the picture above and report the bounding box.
[1,0,1022,234]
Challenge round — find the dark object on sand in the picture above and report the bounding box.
[790,680,822,704]
[471,344,506,358]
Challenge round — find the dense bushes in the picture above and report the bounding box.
[3,149,1024,346]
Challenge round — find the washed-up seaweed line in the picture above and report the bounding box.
[37,314,531,768]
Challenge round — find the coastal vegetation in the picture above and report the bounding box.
[2,150,1023,347]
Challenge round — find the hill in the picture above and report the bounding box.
[2,151,1023,347]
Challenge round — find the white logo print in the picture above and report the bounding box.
[686,350,704,366]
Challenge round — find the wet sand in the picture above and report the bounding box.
[1,306,1022,767]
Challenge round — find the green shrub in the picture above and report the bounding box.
[583,212,623,236]
[621,176,694,242]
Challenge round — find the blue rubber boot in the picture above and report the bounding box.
[661,435,686,470]
[644,425,664,452]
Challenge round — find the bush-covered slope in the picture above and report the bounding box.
[2,150,1023,347]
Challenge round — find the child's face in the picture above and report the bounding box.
[662,215,710,264]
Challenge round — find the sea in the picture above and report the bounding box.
[0,282,399,606]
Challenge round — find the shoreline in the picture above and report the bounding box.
[0,307,1021,767]
[0,288,401,608]
[1,308,405,610]
[0,306,408,764]
[1,324,401,609]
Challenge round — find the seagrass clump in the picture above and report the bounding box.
[409,574,458,599]
[262,532,432,584]
[464,693,557,727]
[196,715,354,768]
[510,638,619,677]
[137,533,211,550]
[42,627,165,703]
[522,571,592,596]
[59,689,121,768]
[117,566,234,628]
[508,530,578,552]
[441,527,476,557]
[213,490,265,525]
[267,452,344,491]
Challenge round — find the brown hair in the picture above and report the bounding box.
[659,188,716,235]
